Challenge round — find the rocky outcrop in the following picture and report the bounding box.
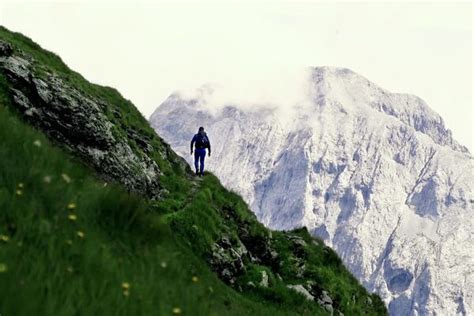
[287,281,342,315]
[208,230,280,286]
[287,284,314,300]
[207,204,351,314]
[208,204,284,287]
[209,236,248,285]
[259,270,269,287]
[0,40,168,198]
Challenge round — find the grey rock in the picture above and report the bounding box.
[288,235,307,246]
[296,263,306,278]
[11,88,33,110]
[317,290,334,315]
[366,296,373,305]
[287,280,337,315]
[287,284,314,301]
[318,290,333,305]
[259,270,269,287]
[305,283,335,315]
[2,55,31,83]
[288,235,307,258]
[239,229,279,267]
[209,236,248,285]
[0,44,171,198]
[269,250,279,261]
[324,305,334,315]
[0,40,13,56]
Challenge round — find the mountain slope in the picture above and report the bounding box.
[0,26,386,315]
[150,67,474,315]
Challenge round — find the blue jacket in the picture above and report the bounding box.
[191,132,211,151]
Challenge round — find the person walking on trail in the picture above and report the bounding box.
[190,126,211,176]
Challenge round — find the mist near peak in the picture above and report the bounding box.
[167,66,375,130]
[174,67,315,121]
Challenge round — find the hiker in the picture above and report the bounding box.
[190,126,211,176]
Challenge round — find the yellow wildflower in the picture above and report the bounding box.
[33,140,42,147]
[68,214,77,221]
[192,276,199,283]
[67,203,76,210]
[18,183,24,188]
[0,235,9,242]
[16,190,23,196]
[76,231,84,239]
[160,261,167,268]
[122,282,130,290]
[172,307,182,314]
[123,290,130,297]
[0,263,7,273]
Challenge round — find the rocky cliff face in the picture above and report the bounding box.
[0,39,189,198]
[150,67,474,315]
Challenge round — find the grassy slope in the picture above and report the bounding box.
[0,26,386,315]
[0,104,299,316]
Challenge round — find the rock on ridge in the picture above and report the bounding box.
[0,40,164,198]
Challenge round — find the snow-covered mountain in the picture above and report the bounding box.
[150,67,474,315]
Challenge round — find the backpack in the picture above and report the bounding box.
[195,133,209,149]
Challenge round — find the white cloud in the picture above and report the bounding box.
[177,67,312,113]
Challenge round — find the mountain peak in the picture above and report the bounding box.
[151,67,474,315]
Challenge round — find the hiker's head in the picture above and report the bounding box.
[198,126,205,134]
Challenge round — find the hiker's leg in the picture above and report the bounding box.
[199,150,205,174]
[194,151,199,174]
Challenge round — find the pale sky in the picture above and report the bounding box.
[1,1,472,151]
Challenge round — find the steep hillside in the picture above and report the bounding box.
[0,26,387,315]
[150,68,474,315]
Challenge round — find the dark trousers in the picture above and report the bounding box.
[194,148,206,174]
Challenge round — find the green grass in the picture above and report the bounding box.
[0,25,387,315]
[168,175,386,315]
